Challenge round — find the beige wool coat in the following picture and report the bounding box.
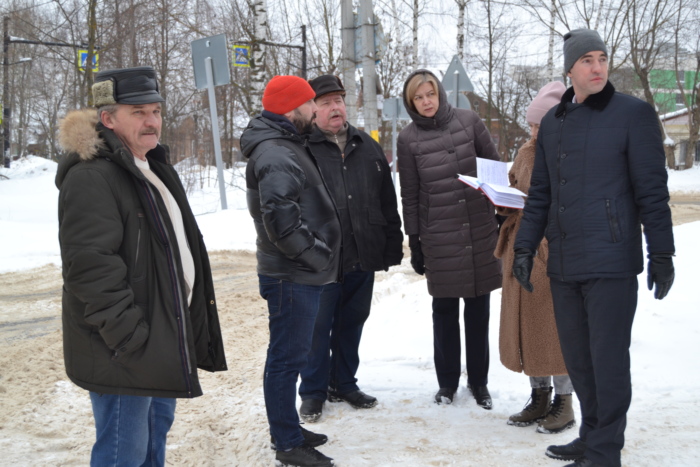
[494,137,567,377]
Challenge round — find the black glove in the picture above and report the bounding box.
[647,253,674,300]
[512,248,534,293]
[409,234,425,275]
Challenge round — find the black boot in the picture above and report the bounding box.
[275,443,334,467]
[468,384,492,410]
[327,388,377,408]
[434,387,457,404]
[271,426,328,451]
[299,398,324,423]
[545,437,586,461]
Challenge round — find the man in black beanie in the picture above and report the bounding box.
[297,75,403,423]
[513,29,675,467]
[56,66,227,466]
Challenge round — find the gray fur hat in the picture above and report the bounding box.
[563,29,608,73]
[92,66,165,107]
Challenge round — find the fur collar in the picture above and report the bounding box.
[58,109,105,161]
[555,81,615,117]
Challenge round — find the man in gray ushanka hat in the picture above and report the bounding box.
[55,66,227,466]
[513,30,675,467]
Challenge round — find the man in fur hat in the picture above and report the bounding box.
[56,66,227,466]
[513,29,675,467]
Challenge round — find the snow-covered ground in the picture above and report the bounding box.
[1,156,699,466]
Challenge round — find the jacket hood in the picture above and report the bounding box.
[58,109,104,162]
[240,115,304,159]
[402,69,455,129]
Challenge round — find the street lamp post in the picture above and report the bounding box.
[2,53,32,169]
[2,16,9,168]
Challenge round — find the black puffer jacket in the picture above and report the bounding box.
[515,82,675,280]
[56,109,227,399]
[307,123,403,272]
[241,114,341,285]
[398,69,502,298]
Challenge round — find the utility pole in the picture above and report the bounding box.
[359,0,379,141]
[340,0,357,124]
[2,16,10,168]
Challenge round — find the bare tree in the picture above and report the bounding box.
[250,0,269,114]
[456,0,468,61]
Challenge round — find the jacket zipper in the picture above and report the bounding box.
[134,213,143,266]
[141,180,194,396]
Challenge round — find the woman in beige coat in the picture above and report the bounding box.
[494,81,575,434]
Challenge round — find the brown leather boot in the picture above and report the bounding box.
[507,387,552,427]
[537,393,576,433]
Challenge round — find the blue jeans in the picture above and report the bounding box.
[89,392,176,467]
[258,275,325,451]
[300,269,374,400]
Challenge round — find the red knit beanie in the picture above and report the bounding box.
[262,75,316,115]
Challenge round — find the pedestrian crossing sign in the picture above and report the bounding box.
[77,50,99,72]
[233,45,250,67]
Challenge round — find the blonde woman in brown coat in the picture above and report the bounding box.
[494,81,576,433]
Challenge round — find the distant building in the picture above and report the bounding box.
[661,107,700,168]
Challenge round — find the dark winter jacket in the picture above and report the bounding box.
[397,69,502,298]
[307,123,403,272]
[56,109,227,399]
[241,114,341,285]
[515,82,675,280]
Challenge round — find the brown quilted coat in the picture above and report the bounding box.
[397,70,502,298]
[494,137,567,376]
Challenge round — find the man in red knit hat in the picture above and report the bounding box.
[241,75,341,467]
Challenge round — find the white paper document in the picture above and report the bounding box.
[458,158,527,209]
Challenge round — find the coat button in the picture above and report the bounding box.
[561,232,567,239]
[561,153,567,159]
[210,300,215,305]
[559,206,565,212]
[560,179,566,185]
[348,195,352,199]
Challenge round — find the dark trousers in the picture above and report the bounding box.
[550,277,638,467]
[299,269,374,400]
[432,294,490,388]
[258,275,324,451]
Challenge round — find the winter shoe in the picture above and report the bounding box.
[270,426,328,450]
[537,393,576,434]
[299,398,324,423]
[563,457,604,467]
[468,384,493,410]
[434,387,457,404]
[275,443,334,467]
[508,387,552,427]
[327,388,377,408]
[545,437,586,461]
